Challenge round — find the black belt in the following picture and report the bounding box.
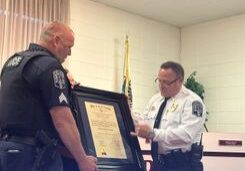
[155,149,191,165]
[9,135,37,146]
[0,134,37,146]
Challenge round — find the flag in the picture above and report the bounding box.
[122,35,133,109]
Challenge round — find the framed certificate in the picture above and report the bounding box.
[70,86,146,171]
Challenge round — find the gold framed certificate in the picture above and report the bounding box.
[71,86,146,171]
[85,101,127,159]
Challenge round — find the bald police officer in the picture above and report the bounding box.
[133,61,206,171]
[0,22,97,171]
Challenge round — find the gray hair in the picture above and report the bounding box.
[160,61,184,81]
[40,21,73,42]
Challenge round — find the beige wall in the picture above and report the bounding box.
[181,14,245,133]
[69,0,180,112]
[69,0,245,133]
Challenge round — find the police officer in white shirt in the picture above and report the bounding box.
[133,61,206,171]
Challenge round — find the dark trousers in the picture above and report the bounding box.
[62,157,79,171]
[152,152,203,171]
[153,162,191,171]
[0,140,63,171]
[153,160,203,171]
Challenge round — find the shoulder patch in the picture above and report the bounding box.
[53,70,66,89]
[6,56,23,67]
[192,101,203,117]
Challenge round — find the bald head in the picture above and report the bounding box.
[40,22,73,42]
[38,21,74,63]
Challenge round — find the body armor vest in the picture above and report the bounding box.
[0,50,59,138]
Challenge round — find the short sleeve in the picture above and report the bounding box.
[39,62,70,109]
[23,56,70,110]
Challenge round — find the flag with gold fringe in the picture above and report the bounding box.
[122,35,133,109]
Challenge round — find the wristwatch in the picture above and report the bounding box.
[148,129,155,140]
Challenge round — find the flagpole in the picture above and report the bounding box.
[122,35,129,93]
[122,35,128,89]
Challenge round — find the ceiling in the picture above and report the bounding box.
[90,0,245,27]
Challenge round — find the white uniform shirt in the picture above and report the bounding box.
[141,85,206,154]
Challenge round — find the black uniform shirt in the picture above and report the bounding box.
[23,43,70,110]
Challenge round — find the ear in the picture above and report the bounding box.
[53,36,59,47]
[178,78,183,86]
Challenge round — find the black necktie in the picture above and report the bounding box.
[151,97,169,160]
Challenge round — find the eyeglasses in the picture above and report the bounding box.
[155,77,179,86]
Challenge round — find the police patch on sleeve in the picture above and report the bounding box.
[53,70,66,89]
[6,56,23,67]
[192,101,203,117]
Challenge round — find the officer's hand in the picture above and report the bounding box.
[134,124,152,139]
[79,155,97,171]
[67,71,80,89]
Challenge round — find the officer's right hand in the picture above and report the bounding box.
[134,123,152,139]
[79,155,97,171]
[66,71,80,89]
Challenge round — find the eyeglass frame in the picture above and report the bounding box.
[154,77,180,86]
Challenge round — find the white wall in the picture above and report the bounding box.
[69,0,180,112]
[69,0,245,133]
[181,14,245,133]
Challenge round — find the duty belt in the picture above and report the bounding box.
[155,149,191,165]
[0,132,37,146]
